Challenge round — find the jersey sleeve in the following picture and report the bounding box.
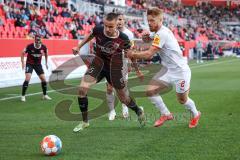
[43,45,48,54]
[152,31,167,49]
[122,36,131,50]
[90,26,101,37]
[23,44,31,54]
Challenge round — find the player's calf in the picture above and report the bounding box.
[21,80,29,102]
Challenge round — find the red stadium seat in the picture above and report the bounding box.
[1,33,7,38]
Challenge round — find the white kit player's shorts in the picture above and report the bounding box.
[153,66,191,93]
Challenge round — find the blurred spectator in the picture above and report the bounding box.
[44,12,55,22]
[61,8,71,18]
[28,26,38,37]
[39,26,52,39]
[53,8,59,17]
[56,0,68,8]
[0,17,4,26]
[30,17,39,29]
[72,15,84,30]
[206,42,214,59]
[196,41,204,63]
[15,18,27,28]
[64,22,76,31]
[20,9,29,21]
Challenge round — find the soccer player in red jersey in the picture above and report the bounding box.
[21,35,52,102]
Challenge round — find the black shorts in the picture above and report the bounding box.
[85,59,126,89]
[25,63,44,76]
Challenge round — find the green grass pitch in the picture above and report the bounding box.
[0,57,240,160]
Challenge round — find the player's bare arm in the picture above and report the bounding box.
[72,34,94,55]
[129,58,144,81]
[21,50,26,70]
[45,49,48,69]
[128,46,160,60]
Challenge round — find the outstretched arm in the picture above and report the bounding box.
[45,48,48,69]
[72,34,94,55]
[128,46,160,60]
[21,50,26,70]
[130,58,144,81]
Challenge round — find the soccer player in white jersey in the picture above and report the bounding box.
[128,7,201,128]
[107,13,144,120]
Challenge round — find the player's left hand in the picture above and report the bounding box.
[136,70,144,82]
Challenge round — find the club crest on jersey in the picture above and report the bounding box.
[153,35,160,46]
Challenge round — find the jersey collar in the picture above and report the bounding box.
[34,43,42,49]
[103,29,120,39]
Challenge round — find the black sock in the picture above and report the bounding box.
[127,98,142,116]
[78,97,88,122]
[22,81,29,96]
[41,81,47,95]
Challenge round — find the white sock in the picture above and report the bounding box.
[184,98,198,117]
[122,103,128,111]
[149,95,170,115]
[106,92,115,111]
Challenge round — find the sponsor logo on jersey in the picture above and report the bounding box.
[96,42,120,54]
[32,54,42,57]
[153,35,160,46]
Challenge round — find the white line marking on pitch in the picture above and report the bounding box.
[0,58,238,101]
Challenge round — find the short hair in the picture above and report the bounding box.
[147,7,163,18]
[116,12,124,16]
[105,12,119,21]
[34,34,41,40]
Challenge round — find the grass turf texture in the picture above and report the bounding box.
[0,57,239,160]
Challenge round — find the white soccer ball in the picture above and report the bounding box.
[40,135,62,156]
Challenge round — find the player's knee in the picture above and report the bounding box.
[40,76,46,82]
[177,97,187,104]
[106,87,113,94]
[146,85,160,97]
[118,94,130,105]
[25,76,31,81]
[41,81,47,85]
[146,89,158,97]
[78,87,88,97]
[106,83,113,94]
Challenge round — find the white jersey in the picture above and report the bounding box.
[122,27,134,41]
[152,25,189,70]
[121,27,134,80]
[122,27,134,62]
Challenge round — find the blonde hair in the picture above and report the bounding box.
[147,7,163,18]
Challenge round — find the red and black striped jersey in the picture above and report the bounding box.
[24,43,47,65]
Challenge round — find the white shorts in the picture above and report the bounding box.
[153,66,191,93]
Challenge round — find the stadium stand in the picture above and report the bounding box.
[0,0,239,41]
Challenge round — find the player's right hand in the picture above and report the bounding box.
[72,47,80,55]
